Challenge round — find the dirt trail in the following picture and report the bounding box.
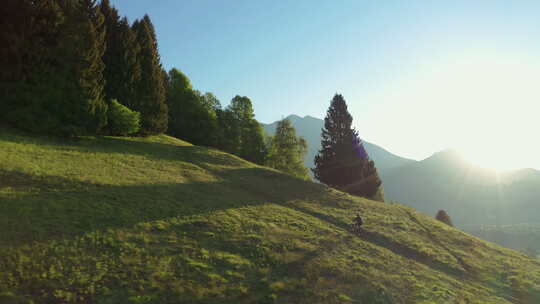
[288,204,467,278]
[402,209,474,275]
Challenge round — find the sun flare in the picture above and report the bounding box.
[368,49,540,171]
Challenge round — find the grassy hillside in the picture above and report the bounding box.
[1,127,540,304]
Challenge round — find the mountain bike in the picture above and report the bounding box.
[349,223,363,235]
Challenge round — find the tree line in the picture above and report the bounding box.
[1,0,383,199]
[165,68,268,164]
[1,0,165,136]
[0,1,267,162]
[165,69,310,179]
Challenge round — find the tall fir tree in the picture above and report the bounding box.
[313,94,382,198]
[99,0,121,102]
[115,16,141,110]
[266,118,310,180]
[99,1,140,105]
[99,0,142,135]
[1,0,65,126]
[132,15,167,134]
[0,0,41,117]
[0,0,41,88]
[2,0,107,136]
[77,0,108,134]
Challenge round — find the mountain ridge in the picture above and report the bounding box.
[262,115,416,171]
[383,148,540,227]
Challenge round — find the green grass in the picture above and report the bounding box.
[1,126,540,303]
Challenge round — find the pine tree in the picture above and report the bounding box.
[435,210,453,227]
[313,94,382,198]
[48,0,108,135]
[99,0,122,102]
[51,0,108,135]
[0,0,64,127]
[132,15,167,134]
[116,17,141,110]
[2,0,108,136]
[0,0,39,87]
[77,0,108,134]
[266,119,310,180]
[0,0,40,118]
[99,1,141,109]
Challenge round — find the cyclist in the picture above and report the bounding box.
[353,213,363,233]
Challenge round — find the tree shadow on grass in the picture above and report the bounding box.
[0,127,247,167]
[0,167,328,247]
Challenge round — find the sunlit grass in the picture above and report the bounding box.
[1,126,539,303]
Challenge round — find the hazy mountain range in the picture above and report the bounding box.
[262,115,540,229]
[382,149,540,226]
[262,114,415,171]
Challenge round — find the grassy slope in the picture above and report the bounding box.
[1,127,540,304]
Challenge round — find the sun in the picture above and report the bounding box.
[368,48,540,171]
[447,53,540,171]
[457,145,519,171]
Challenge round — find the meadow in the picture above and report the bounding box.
[1,127,540,303]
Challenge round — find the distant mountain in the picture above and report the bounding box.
[382,149,540,226]
[262,115,415,171]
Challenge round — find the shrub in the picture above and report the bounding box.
[106,99,140,136]
[371,187,385,202]
[435,210,453,227]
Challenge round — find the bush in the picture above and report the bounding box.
[370,187,385,202]
[106,99,140,136]
[435,210,453,227]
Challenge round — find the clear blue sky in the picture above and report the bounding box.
[111,0,540,170]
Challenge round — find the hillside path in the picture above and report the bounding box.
[402,209,473,275]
